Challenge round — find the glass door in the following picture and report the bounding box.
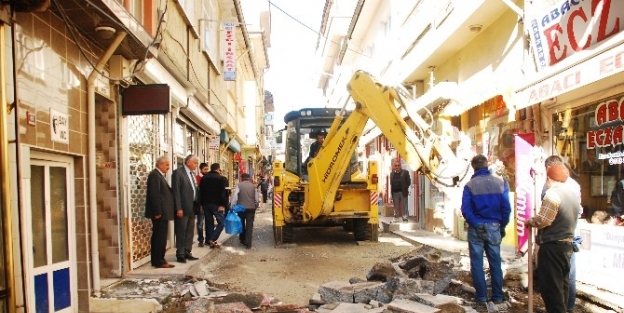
[29,160,74,313]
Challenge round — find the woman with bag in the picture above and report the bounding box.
[230,173,259,249]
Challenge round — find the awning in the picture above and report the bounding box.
[220,130,241,153]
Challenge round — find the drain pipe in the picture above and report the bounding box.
[87,31,126,297]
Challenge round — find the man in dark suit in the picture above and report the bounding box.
[199,163,228,248]
[144,156,175,268]
[172,154,200,263]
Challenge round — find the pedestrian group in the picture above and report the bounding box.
[145,154,265,268]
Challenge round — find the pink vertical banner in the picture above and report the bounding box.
[515,134,535,255]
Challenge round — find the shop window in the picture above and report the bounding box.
[555,94,624,224]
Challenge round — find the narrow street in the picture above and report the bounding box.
[187,203,416,305]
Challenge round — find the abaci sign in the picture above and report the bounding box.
[587,96,624,164]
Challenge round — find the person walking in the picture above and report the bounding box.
[231,173,259,249]
[144,156,175,268]
[542,155,582,313]
[199,163,228,248]
[461,154,511,308]
[526,163,579,313]
[195,162,209,247]
[172,154,200,263]
[390,160,411,222]
[257,176,268,204]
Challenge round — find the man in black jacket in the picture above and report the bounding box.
[257,176,268,204]
[145,156,175,268]
[390,160,411,222]
[199,163,228,248]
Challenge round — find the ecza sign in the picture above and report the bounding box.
[50,109,69,144]
[528,0,623,70]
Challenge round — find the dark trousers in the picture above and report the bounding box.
[237,209,257,247]
[196,209,206,243]
[205,204,225,242]
[174,212,195,258]
[261,190,268,203]
[538,242,573,313]
[150,218,168,266]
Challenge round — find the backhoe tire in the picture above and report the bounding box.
[353,218,372,241]
[343,219,354,231]
[274,225,294,244]
[283,224,294,243]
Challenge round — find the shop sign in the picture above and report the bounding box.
[587,96,624,155]
[50,109,69,144]
[223,22,236,81]
[208,135,220,151]
[527,0,624,70]
[515,42,624,108]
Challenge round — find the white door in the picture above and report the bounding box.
[28,158,76,313]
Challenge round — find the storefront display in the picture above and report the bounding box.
[554,94,624,225]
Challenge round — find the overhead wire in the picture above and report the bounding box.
[265,0,372,60]
[51,0,167,82]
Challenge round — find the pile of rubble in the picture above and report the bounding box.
[156,245,511,313]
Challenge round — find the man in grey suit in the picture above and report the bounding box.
[172,154,200,263]
[145,156,175,268]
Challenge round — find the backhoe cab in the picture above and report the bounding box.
[271,71,470,245]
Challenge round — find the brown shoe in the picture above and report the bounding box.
[155,263,175,268]
[198,242,204,247]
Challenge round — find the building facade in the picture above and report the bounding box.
[0,0,269,312]
[316,0,624,298]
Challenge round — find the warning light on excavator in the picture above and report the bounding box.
[371,174,378,184]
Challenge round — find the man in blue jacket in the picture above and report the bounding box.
[461,154,511,309]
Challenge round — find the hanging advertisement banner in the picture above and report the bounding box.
[527,0,624,71]
[223,22,236,81]
[515,133,535,255]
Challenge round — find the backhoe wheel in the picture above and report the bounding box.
[343,219,354,231]
[353,218,372,241]
[274,225,293,244]
[274,226,283,245]
[283,224,294,243]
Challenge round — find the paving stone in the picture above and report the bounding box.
[411,293,459,307]
[185,298,214,313]
[462,305,478,313]
[328,303,374,312]
[213,302,253,313]
[310,292,325,305]
[316,302,341,312]
[319,281,355,303]
[387,277,435,299]
[194,280,209,296]
[387,298,441,313]
[367,261,399,282]
[352,281,392,303]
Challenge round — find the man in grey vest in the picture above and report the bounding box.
[526,164,579,313]
[231,173,259,249]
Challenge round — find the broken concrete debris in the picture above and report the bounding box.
[102,246,511,313]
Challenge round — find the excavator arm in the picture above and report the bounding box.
[304,71,470,221]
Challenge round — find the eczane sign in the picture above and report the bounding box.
[528,0,623,70]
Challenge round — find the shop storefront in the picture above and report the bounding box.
[515,0,624,296]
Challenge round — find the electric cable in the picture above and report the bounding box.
[265,0,372,60]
